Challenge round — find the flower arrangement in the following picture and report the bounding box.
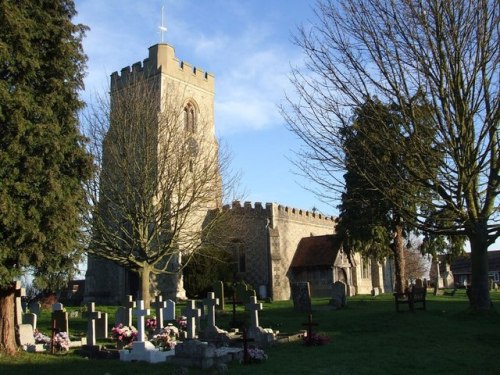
[150,324,179,351]
[33,329,71,351]
[146,317,157,333]
[176,316,187,331]
[53,331,71,351]
[111,323,138,347]
[303,332,330,346]
[246,347,268,363]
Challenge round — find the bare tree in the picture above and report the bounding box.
[83,77,240,306]
[283,0,498,309]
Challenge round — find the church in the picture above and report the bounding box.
[84,43,394,305]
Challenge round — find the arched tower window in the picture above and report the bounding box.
[184,102,196,133]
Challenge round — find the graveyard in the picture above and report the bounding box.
[1,289,500,375]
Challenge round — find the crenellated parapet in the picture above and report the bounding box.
[111,43,215,92]
[223,200,336,224]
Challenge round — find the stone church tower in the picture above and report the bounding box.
[84,43,220,305]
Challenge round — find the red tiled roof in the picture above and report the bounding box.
[290,235,342,268]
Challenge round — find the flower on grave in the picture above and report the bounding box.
[111,323,138,346]
[303,332,330,346]
[33,329,51,345]
[150,324,179,351]
[176,316,187,331]
[53,331,71,351]
[146,317,157,333]
[246,347,268,363]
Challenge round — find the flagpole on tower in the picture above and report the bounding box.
[159,5,167,43]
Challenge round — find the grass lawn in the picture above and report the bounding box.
[1,289,499,375]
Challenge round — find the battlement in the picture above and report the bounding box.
[223,201,335,223]
[111,43,215,92]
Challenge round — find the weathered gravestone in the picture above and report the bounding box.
[52,302,64,312]
[291,282,312,312]
[18,324,45,352]
[22,312,37,330]
[330,281,347,309]
[212,281,224,310]
[415,278,424,288]
[235,282,255,304]
[114,306,127,325]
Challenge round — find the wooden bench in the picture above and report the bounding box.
[394,287,427,312]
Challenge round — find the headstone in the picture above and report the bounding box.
[115,306,127,325]
[212,281,225,310]
[182,300,201,339]
[124,295,136,327]
[14,281,26,326]
[291,282,312,312]
[163,299,176,322]
[86,302,101,346]
[151,295,166,333]
[134,300,150,342]
[415,279,423,288]
[52,302,64,312]
[245,296,263,329]
[202,292,225,338]
[28,301,41,316]
[330,281,347,309]
[95,312,108,339]
[18,324,35,346]
[22,313,37,330]
[51,309,69,334]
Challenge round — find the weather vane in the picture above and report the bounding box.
[159,5,167,43]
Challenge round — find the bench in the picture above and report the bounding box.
[394,287,427,312]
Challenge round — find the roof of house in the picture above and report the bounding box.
[450,250,500,274]
[290,234,343,268]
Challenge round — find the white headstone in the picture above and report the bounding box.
[203,292,219,329]
[86,302,101,346]
[182,300,201,339]
[151,295,166,333]
[245,296,262,329]
[134,300,150,342]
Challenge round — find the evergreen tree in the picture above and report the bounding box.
[0,0,91,354]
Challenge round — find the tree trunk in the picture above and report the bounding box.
[392,221,406,294]
[139,267,151,308]
[469,229,491,310]
[0,284,17,355]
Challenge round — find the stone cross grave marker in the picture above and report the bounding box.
[291,282,312,312]
[14,281,26,326]
[182,300,201,339]
[163,299,176,322]
[302,313,318,339]
[151,295,166,333]
[212,281,224,310]
[86,302,101,346]
[125,295,136,327]
[245,296,263,329]
[203,292,219,333]
[22,312,37,330]
[134,299,150,342]
[51,309,69,334]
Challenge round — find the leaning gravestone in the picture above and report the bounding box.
[291,282,312,312]
[330,281,347,309]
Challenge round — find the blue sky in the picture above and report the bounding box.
[74,0,337,217]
